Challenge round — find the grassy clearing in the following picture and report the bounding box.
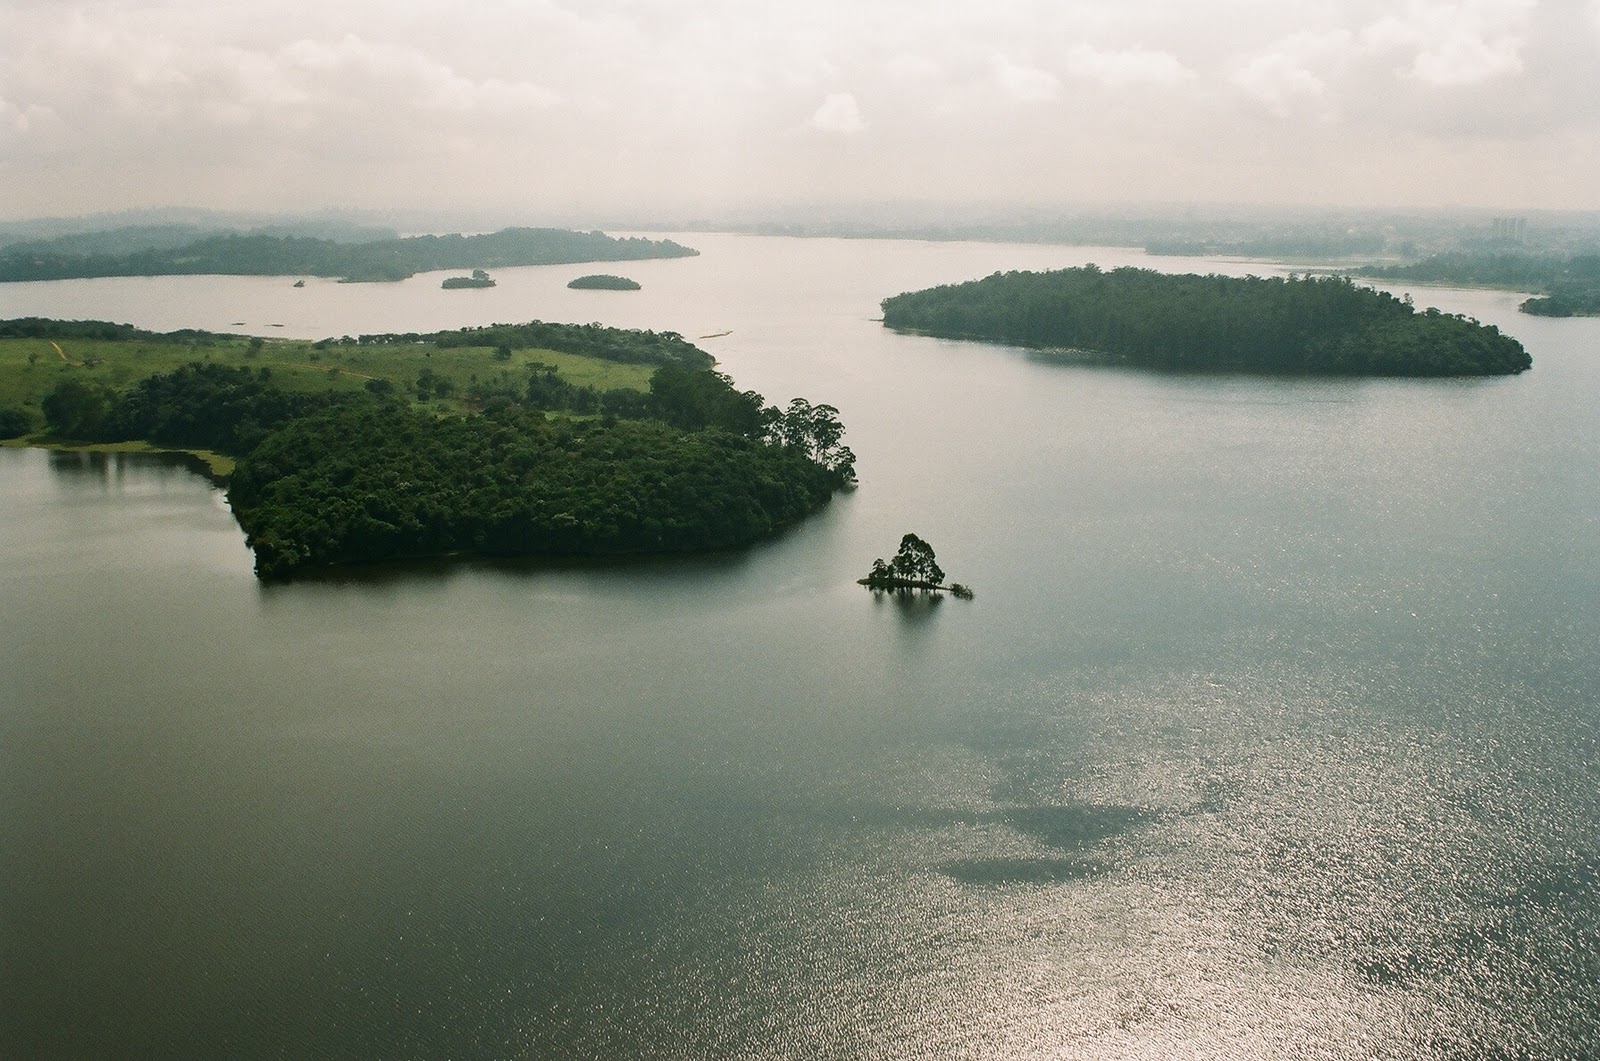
[0,334,655,433]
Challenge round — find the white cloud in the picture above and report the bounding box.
[1229,30,1354,116]
[1231,52,1328,116]
[1064,44,1192,88]
[991,57,1060,102]
[278,35,560,113]
[0,96,59,136]
[810,92,865,133]
[1362,0,1533,85]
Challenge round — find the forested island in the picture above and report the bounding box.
[0,227,697,283]
[881,267,1531,376]
[1354,252,1600,317]
[1,317,854,579]
[442,269,496,289]
[568,274,641,290]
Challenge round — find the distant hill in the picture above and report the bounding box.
[0,214,399,252]
[0,227,698,283]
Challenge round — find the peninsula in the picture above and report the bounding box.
[881,267,1531,376]
[2,317,855,580]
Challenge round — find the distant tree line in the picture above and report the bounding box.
[0,227,698,283]
[425,321,713,368]
[1356,252,1600,317]
[880,266,1531,376]
[1356,252,1600,288]
[312,320,713,370]
[1146,232,1388,258]
[0,317,233,343]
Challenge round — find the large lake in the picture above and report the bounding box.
[2,235,1597,1058]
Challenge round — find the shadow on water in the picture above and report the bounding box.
[258,545,765,593]
[934,805,1158,887]
[940,856,1112,885]
[1001,804,1155,850]
[46,447,217,484]
[870,587,945,622]
[934,803,1154,886]
[798,796,1163,889]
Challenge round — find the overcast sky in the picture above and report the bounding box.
[2,0,1597,222]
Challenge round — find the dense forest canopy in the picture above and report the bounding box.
[0,227,697,283]
[229,401,846,579]
[881,267,1531,376]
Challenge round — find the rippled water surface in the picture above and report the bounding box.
[2,237,1597,1058]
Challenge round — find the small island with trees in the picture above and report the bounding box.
[861,533,974,599]
[442,269,496,289]
[568,274,641,291]
[2,317,856,580]
[881,266,1531,376]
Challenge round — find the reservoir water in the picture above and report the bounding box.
[2,236,1597,1058]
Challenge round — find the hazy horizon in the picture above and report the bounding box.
[3,0,1598,224]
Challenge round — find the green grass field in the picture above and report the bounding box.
[0,333,656,440]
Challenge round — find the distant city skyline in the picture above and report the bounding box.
[2,0,1597,222]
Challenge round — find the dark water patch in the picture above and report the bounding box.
[940,856,1111,886]
[1001,804,1154,851]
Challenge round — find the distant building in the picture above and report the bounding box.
[1491,217,1527,243]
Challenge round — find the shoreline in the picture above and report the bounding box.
[1,436,233,480]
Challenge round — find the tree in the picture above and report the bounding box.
[891,533,944,586]
[41,378,113,439]
[766,398,856,483]
[0,407,30,438]
[647,364,765,435]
